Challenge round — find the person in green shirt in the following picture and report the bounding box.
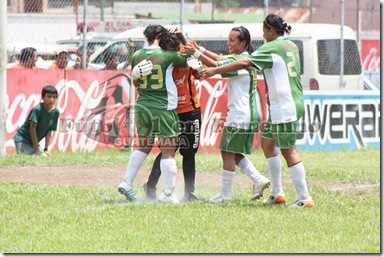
[197,14,314,209]
[13,85,59,156]
[118,25,190,204]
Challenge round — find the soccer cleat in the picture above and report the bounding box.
[143,183,157,201]
[263,195,287,205]
[182,192,200,202]
[158,191,179,204]
[289,199,315,208]
[209,192,232,203]
[250,181,270,201]
[118,181,139,202]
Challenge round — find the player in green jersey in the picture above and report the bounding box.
[197,14,314,208]
[118,25,190,204]
[184,26,270,203]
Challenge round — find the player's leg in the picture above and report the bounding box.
[261,120,286,205]
[143,152,162,201]
[178,108,201,202]
[235,153,270,201]
[278,122,314,208]
[155,109,180,204]
[210,126,238,203]
[118,135,154,202]
[118,105,155,202]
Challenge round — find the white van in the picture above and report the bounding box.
[89,23,363,90]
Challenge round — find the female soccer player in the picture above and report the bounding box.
[196,15,314,208]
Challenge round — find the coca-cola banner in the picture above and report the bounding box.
[361,39,380,72]
[7,70,268,153]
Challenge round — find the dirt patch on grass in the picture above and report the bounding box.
[0,165,379,196]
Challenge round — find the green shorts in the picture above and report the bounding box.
[262,118,298,149]
[219,126,254,154]
[135,106,180,138]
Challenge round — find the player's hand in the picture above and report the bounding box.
[189,40,199,49]
[198,67,215,78]
[182,44,196,55]
[132,59,153,79]
[128,37,134,48]
[187,57,203,71]
[168,26,180,34]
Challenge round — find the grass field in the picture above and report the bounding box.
[0,148,380,253]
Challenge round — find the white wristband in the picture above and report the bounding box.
[199,46,206,53]
[192,50,202,58]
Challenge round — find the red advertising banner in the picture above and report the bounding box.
[361,39,380,72]
[6,70,266,154]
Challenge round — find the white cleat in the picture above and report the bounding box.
[158,191,180,204]
[250,180,270,201]
[209,192,232,203]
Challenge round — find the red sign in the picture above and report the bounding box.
[6,70,267,153]
[361,39,380,72]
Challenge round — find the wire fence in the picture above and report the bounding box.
[5,0,380,87]
[7,0,379,43]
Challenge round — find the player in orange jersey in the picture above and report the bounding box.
[143,30,202,202]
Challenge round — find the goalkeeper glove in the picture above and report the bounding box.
[132,59,153,79]
[187,57,203,71]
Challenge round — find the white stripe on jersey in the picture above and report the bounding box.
[165,64,178,110]
[265,54,297,124]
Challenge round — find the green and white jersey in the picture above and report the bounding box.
[131,46,189,110]
[13,103,59,144]
[248,37,304,124]
[216,52,257,130]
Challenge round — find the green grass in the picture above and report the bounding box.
[0,148,381,253]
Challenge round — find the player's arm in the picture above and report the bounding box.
[199,58,253,78]
[29,121,41,155]
[124,37,135,70]
[168,26,189,46]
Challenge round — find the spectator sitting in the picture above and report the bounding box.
[10,47,38,70]
[48,49,71,70]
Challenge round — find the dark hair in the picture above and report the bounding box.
[231,26,254,54]
[143,24,166,44]
[42,85,58,98]
[263,14,292,36]
[159,31,181,51]
[20,47,36,62]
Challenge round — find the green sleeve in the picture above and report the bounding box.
[248,45,273,71]
[216,55,242,78]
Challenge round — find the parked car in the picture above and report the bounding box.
[56,32,115,53]
[89,23,364,90]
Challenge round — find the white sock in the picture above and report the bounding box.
[267,155,284,196]
[123,150,148,186]
[160,158,177,195]
[238,157,268,184]
[289,162,311,201]
[221,170,235,198]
